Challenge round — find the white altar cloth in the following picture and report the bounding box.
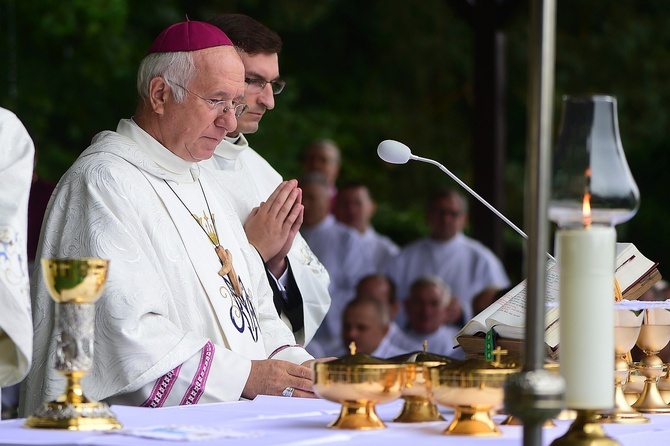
[2,396,670,445]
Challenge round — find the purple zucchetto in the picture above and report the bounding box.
[147,20,233,54]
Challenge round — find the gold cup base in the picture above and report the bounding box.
[328,401,386,430]
[550,410,620,446]
[500,414,556,428]
[393,395,444,423]
[442,406,500,436]
[24,400,122,431]
[631,380,670,413]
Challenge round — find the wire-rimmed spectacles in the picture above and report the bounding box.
[172,82,248,117]
[245,77,286,95]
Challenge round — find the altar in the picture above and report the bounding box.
[2,396,669,445]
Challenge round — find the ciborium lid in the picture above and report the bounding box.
[328,342,388,366]
[389,340,462,365]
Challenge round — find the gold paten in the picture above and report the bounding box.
[389,342,461,423]
[426,351,519,436]
[25,258,121,431]
[312,343,407,430]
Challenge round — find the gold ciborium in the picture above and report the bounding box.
[601,307,648,423]
[630,307,670,413]
[426,355,519,436]
[312,343,407,430]
[389,344,460,423]
[25,258,121,430]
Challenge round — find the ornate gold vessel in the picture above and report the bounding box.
[389,344,460,423]
[312,343,407,429]
[426,354,519,436]
[25,258,121,431]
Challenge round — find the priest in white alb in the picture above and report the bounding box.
[200,14,330,347]
[0,107,34,417]
[20,20,315,417]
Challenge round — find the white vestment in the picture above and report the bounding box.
[385,233,510,325]
[359,226,400,272]
[301,215,374,356]
[20,119,312,416]
[200,136,330,346]
[0,108,34,395]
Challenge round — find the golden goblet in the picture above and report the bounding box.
[630,307,670,413]
[312,345,407,430]
[658,368,670,404]
[25,258,121,430]
[388,348,459,423]
[601,308,648,423]
[427,357,519,436]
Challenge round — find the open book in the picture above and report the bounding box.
[455,242,660,360]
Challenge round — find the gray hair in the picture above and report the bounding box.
[408,275,452,306]
[136,52,196,103]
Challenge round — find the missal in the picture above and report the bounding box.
[454,242,660,360]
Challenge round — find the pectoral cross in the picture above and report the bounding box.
[215,245,243,297]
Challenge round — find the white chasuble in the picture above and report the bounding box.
[20,121,312,416]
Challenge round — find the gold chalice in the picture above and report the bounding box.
[25,258,121,430]
[388,343,460,423]
[623,368,645,405]
[426,354,519,436]
[658,368,670,404]
[630,307,670,413]
[601,308,648,423]
[312,343,407,429]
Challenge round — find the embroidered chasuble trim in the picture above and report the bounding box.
[142,364,183,408]
[181,341,215,405]
[164,179,243,297]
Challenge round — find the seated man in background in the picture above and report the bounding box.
[385,189,509,328]
[340,296,406,358]
[201,13,330,346]
[21,20,315,417]
[334,182,399,272]
[300,173,373,357]
[391,276,464,359]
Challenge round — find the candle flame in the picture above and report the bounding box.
[582,193,592,227]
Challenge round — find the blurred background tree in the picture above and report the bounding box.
[2,0,669,285]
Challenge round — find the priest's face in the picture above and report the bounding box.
[334,186,376,233]
[342,302,388,355]
[405,283,449,334]
[162,46,246,162]
[229,51,280,137]
[426,194,467,241]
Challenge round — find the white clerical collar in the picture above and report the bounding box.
[117,118,198,183]
[213,134,248,160]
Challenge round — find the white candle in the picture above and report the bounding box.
[557,225,616,409]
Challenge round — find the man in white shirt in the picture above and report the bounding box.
[334,182,400,272]
[21,20,315,417]
[390,276,464,359]
[0,107,34,418]
[200,14,330,346]
[300,173,374,357]
[340,296,407,358]
[385,189,509,327]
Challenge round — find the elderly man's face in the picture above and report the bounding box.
[405,283,449,334]
[161,46,245,162]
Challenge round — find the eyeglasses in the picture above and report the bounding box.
[171,82,248,117]
[245,77,286,95]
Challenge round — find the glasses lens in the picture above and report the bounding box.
[235,104,249,118]
[271,80,286,95]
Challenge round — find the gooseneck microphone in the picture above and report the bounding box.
[377,139,528,241]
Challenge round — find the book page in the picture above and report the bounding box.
[454,288,518,342]
[486,261,560,339]
[615,242,657,295]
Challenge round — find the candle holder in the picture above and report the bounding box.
[549,95,639,446]
[600,307,648,423]
[630,307,670,413]
[24,258,121,431]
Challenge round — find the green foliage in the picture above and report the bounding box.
[2,0,670,279]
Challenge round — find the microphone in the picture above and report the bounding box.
[377,139,528,242]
